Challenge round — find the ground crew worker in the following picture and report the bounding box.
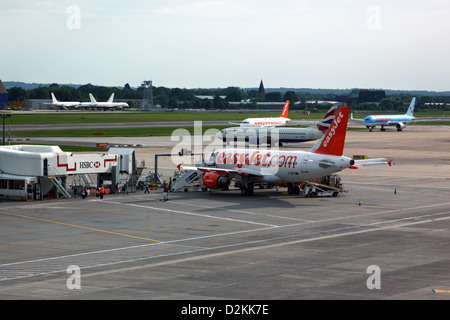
[144,181,150,194]
[162,181,169,201]
[99,184,105,199]
[82,186,88,199]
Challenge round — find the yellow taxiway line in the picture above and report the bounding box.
[0,211,164,243]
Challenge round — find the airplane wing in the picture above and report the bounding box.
[181,166,264,177]
[350,113,364,122]
[349,158,393,169]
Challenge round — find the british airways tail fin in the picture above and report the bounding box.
[107,93,114,103]
[313,106,350,156]
[280,100,289,118]
[89,93,97,103]
[406,97,416,117]
[316,105,338,132]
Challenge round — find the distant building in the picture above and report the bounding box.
[257,80,265,101]
[0,80,8,110]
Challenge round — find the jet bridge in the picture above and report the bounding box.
[0,145,135,200]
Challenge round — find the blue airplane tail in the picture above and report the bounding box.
[406,97,416,117]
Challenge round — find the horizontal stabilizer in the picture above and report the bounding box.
[349,158,393,169]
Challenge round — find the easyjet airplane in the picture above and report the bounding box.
[230,100,291,127]
[184,106,391,196]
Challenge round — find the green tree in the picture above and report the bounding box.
[7,87,27,101]
[265,92,282,102]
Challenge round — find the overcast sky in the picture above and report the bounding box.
[1,0,450,91]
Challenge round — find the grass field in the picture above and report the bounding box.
[11,126,228,137]
[3,110,316,125]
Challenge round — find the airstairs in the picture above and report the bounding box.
[171,169,204,192]
[49,176,72,199]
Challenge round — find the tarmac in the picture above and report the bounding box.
[1,125,450,301]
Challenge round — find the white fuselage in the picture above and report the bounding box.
[217,126,324,144]
[240,117,291,127]
[207,149,354,183]
[363,115,415,126]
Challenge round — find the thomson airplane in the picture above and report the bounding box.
[183,106,391,196]
[217,105,338,146]
[230,100,291,127]
[351,97,416,131]
[78,93,129,109]
[50,93,80,110]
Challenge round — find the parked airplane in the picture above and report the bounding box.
[183,106,391,196]
[50,93,80,110]
[78,93,129,109]
[351,97,416,131]
[230,100,291,127]
[217,105,338,146]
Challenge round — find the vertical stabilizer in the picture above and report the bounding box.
[280,100,290,118]
[107,93,114,103]
[406,97,416,117]
[51,93,58,104]
[316,105,338,132]
[313,106,350,156]
[89,93,97,103]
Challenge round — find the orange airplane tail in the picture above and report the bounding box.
[313,106,350,156]
[280,100,290,118]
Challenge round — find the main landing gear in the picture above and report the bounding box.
[287,183,300,195]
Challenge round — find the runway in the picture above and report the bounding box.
[1,126,450,301]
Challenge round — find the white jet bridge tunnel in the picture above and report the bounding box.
[0,145,134,200]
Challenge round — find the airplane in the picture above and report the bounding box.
[351,97,416,132]
[50,93,80,110]
[77,93,129,109]
[216,105,338,147]
[230,100,291,127]
[183,106,391,196]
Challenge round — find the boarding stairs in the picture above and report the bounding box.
[49,176,72,199]
[171,169,204,192]
[78,174,94,189]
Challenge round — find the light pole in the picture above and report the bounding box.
[1,113,11,145]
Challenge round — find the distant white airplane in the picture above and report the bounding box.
[78,93,129,109]
[50,93,80,109]
[230,100,291,127]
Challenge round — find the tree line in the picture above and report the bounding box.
[6,83,450,111]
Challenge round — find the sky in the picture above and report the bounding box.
[1,0,450,91]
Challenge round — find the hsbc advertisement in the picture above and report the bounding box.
[49,153,118,175]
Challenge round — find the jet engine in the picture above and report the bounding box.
[396,122,406,131]
[203,173,230,189]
